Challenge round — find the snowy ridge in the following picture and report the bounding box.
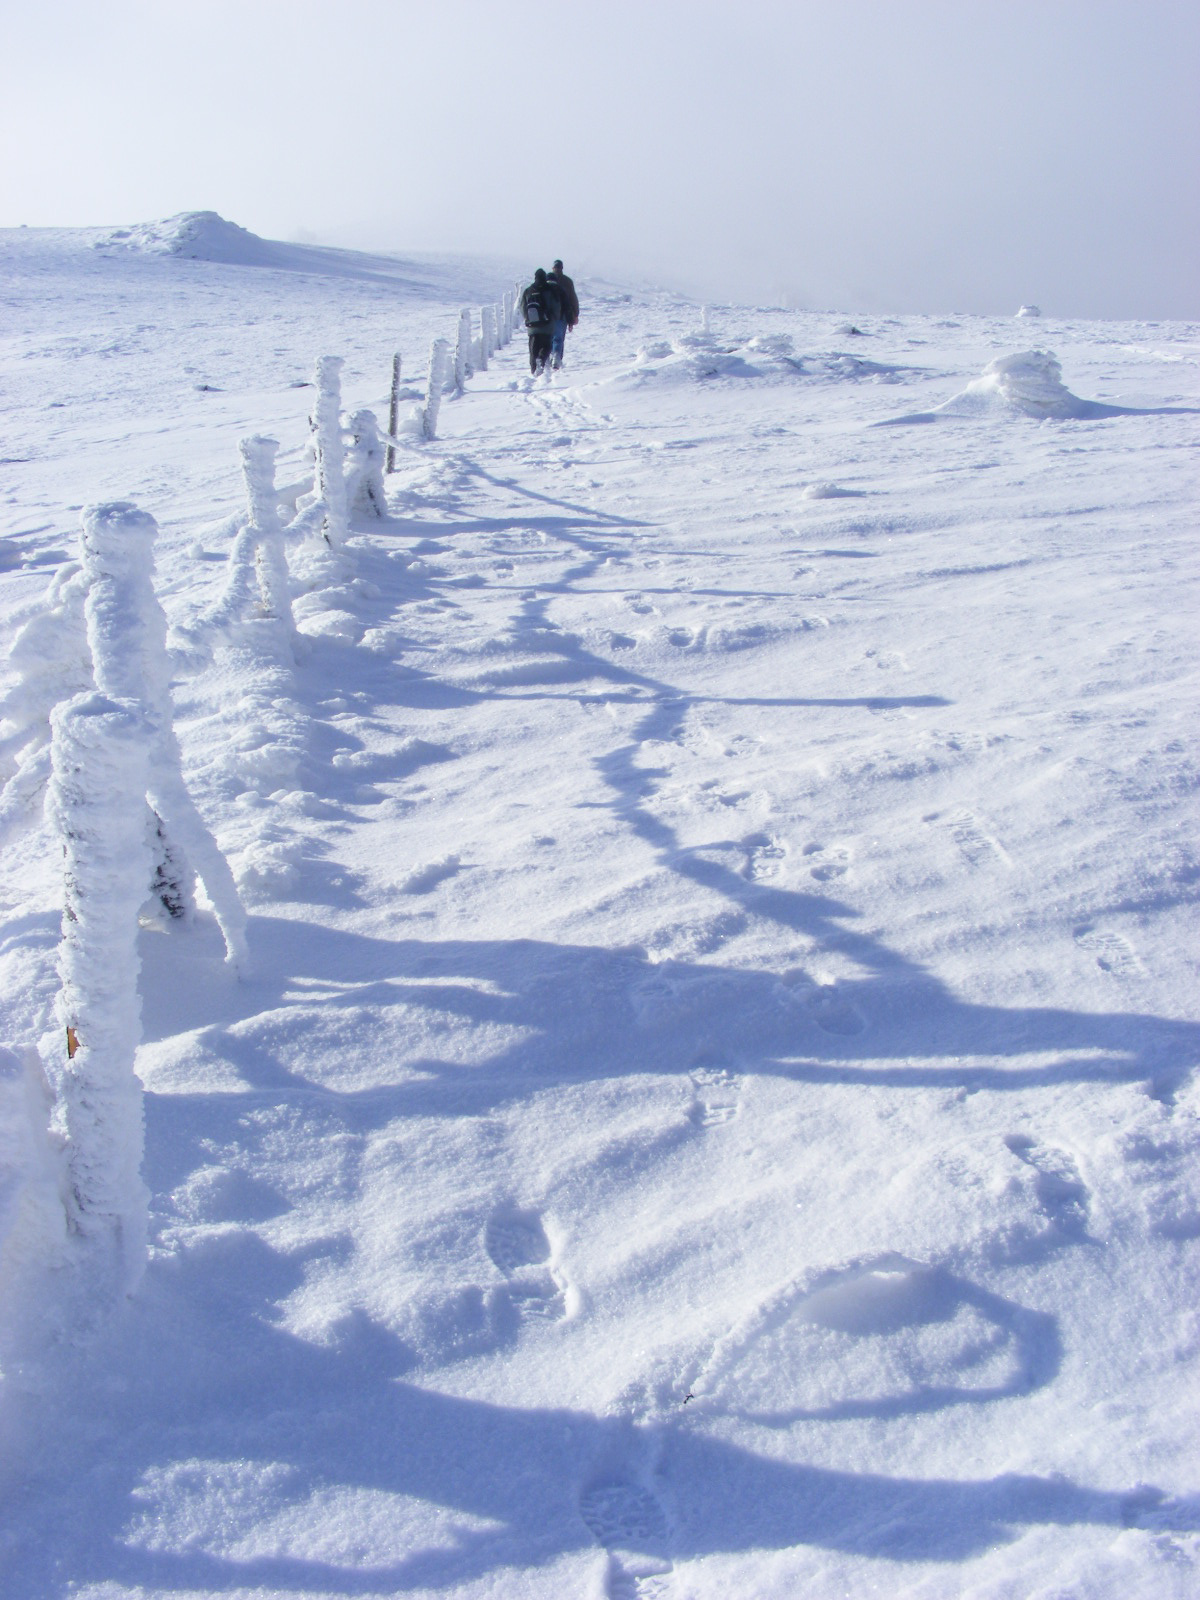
[0,224,1198,1599]
[85,210,526,296]
[98,210,283,264]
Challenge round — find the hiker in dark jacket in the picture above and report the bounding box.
[520,268,563,375]
[548,259,579,370]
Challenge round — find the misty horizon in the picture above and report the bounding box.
[2,0,1197,322]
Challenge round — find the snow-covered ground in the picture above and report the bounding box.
[1,216,1198,1599]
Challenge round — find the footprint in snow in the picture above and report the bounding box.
[865,647,910,672]
[741,831,786,881]
[803,841,850,882]
[936,810,1010,868]
[807,984,865,1036]
[1004,1135,1091,1242]
[688,1053,742,1128]
[1074,926,1143,977]
[485,1207,568,1324]
[579,1481,673,1599]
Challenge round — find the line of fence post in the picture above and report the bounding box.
[422,338,450,439]
[239,435,296,640]
[313,356,349,546]
[455,311,473,392]
[79,502,248,971]
[385,353,402,473]
[48,689,153,1292]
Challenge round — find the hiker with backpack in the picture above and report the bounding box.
[548,260,579,370]
[520,268,563,375]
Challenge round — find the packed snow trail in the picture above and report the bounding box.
[1,225,1198,1599]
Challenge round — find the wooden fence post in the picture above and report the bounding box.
[385,353,401,473]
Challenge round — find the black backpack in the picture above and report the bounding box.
[524,282,561,330]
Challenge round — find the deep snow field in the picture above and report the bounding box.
[1,215,1198,1599]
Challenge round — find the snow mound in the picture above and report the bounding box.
[1016,304,1041,318]
[626,333,908,387]
[98,212,282,265]
[883,350,1129,424]
[940,351,1099,418]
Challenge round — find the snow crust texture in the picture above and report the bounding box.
[0,219,1198,1600]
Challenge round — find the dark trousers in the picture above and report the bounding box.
[528,330,552,373]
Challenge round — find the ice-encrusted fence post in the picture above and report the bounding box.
[313,355,348,547]
[482,304,497,364]
[347,410,386,517]
[240,435,296,635]
[422,338,450,440]
[0,562,91,848]
[475,312,488,374]
[79,502,248,971]
[47,691,153,1292]
[202,437,297,655]
[455,310,473,392]
[494,300,506,348]
[385,353,402,473]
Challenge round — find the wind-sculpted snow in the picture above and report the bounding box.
[0,224,1198,1600]
[881,347,1194,423]
[627,328,916,387]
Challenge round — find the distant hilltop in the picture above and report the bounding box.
[94,210,285,266]
[80,211,525,297]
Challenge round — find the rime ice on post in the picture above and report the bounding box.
[239,434,295,637]
[47,691,154,1292]
[386,352,402,473]
[0,561,91,848]
[347,410,386,517]
[80,502,248,970]
[313,355,349,547]
[455,310,473,392]
[475,312,488,374]
[482,304,497,364]
[422,338,450,440]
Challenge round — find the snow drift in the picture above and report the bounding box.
[938,351,1105,418]
[627,330,910,386]
[883,349,1139,423]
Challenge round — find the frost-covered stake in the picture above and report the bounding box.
[422,338,450,439]
[239,435,295,634]
[455,310,473,391]
[475,312,488,374]
[482,304,497,363]
[80,502,248,970]
[346,410,386,517]
[385,353,402,473]
[47,690,153,1292]
[494,301,505,348]
[0,561,91,848]
[313,355,349,547]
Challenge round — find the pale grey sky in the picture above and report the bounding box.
[2,0,1197,318]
